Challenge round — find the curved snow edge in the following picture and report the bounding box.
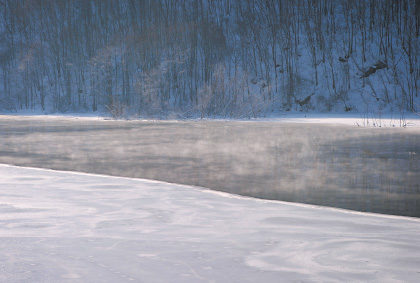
[2,163,419,222]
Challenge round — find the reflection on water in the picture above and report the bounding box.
[1,116,419,217]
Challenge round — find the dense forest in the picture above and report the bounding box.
[0,0,419,118]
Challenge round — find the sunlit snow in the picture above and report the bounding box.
[1,164,420,282]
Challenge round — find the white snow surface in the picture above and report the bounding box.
[1,164,420,283]
[2,110,420,127]
[260,112,420,127]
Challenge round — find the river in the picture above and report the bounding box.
[1,115,419,217]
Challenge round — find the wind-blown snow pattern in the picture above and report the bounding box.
[1,164,420,282]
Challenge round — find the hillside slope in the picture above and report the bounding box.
[0,0,419,118]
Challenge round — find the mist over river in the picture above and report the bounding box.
[1,116,419,217]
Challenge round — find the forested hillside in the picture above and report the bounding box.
[0,0,419,118]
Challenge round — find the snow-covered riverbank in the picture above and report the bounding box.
[2,110,420,127]
[1,164,420,282]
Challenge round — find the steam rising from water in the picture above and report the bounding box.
[1,116,419,217]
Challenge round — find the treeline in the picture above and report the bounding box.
[0,0,419,117]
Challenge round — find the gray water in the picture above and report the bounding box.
[1,116,419,217]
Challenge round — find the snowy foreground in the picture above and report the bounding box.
[1,164,420,282]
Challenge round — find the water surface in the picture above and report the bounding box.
[1,116,419,217]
